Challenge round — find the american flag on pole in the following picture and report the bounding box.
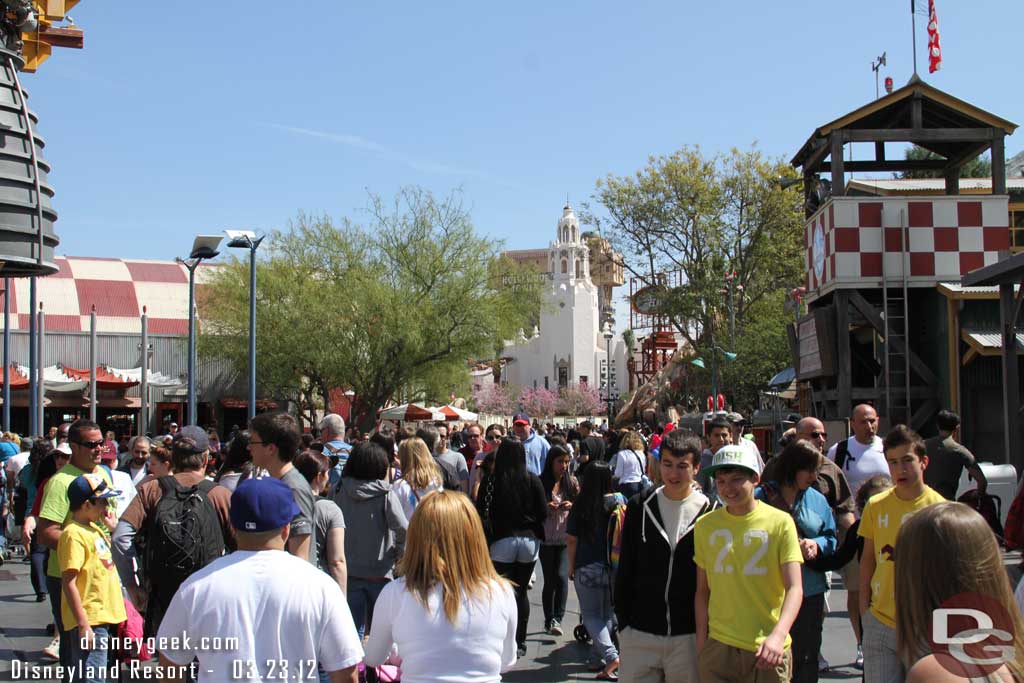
[927,0,942,72]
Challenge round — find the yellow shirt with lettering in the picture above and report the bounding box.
[694,501,803,652]
[57,521,127,629]
[858,486,944,627]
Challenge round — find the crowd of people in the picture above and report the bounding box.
[0,403,1022,683]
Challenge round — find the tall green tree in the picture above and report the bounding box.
[201,188,540,429]
[898,144,992,179]
[583,146,804,411]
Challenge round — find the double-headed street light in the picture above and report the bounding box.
[177,235,223,426]
[598,321,614,428]
[225,230,266,422]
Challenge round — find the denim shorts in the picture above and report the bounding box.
[490,535,540,563]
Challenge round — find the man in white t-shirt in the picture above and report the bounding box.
[158,477,363,682]
[825,402,887,671]
[826,404,887,498]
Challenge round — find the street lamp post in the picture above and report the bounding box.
[602,322,615,425]
[178,235,223,426]
[226,230,265,423]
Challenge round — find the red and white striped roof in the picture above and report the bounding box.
[1,256,221,335]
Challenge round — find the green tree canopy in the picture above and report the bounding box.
[201,188,541,429]
[583,145,805,412]
[898,144,992,179]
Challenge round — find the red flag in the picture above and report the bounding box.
[927,0,942,73]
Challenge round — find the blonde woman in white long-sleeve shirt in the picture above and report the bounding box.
[364,490,517,683]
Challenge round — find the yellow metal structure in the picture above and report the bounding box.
[19,1,83,72]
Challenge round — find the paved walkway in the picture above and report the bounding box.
[0,549,868,682]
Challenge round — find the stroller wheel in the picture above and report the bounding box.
[574,623,591,644]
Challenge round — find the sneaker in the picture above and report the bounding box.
[516,645,527,658]
[855,646,864,670]
[818,653,830,672]
[42,636,59,660]
[549,619,563,636]
[528,572,536,589]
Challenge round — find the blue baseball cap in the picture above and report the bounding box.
[67,473,121,509]
[229,478,299,533]
[512,412,530,425]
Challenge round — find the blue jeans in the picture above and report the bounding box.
[67,623,111,682]
[489,535,540,563]
[574,563,618,665]
[47,575,73,672]
[30,540,48,597]
[347,578,389,639]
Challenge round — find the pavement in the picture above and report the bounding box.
[0,545,868,682]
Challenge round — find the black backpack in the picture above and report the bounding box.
[145,477,225,590]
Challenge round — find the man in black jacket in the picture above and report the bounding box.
[614,430,715,683]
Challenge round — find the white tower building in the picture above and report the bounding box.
[503,205,624,395]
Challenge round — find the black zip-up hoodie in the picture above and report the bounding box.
[614,486,716,636]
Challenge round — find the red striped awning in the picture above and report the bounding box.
[62,366,140,389]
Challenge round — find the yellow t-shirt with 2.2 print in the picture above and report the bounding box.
[39,463,114,578]
[858,485,944,628]
[57,521,127,629]
[694,501,803,652]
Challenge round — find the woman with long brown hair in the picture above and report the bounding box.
[364,490,517,681]
[895,501,1024,682]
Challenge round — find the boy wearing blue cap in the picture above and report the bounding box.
[58,473,127,681]
[158,477,363,682]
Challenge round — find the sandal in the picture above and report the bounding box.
[596,673,619,681]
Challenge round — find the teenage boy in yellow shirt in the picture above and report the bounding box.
[858,425,944,683]
[59,473,127,682]
[695,445,803,683]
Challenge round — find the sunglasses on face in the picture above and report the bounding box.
[75,439,105,449]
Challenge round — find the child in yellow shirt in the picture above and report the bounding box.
[694,445,804,683]
[58,473,126,683]
[858,425,944,683]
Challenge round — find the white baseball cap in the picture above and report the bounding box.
[703,444,760,477]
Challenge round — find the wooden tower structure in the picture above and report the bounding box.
[789,78,1017,440]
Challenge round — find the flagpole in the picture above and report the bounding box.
[911,0,918,76]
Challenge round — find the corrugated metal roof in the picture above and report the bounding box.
[848,178,1024,193]
[75,279,140,317]
[938,282,1022,298]
[962,330,1024,350]
[125,262,188,283]
[0,256,224,334]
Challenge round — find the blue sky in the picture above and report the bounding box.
[28,1,1024,266]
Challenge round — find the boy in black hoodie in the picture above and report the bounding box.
[614,431,714,683]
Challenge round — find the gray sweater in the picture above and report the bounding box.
[334,478,407,579]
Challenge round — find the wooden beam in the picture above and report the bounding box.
[839,128,996,143]
[909,399,938,432]
[847,290,941,387]
[835,291,852,417]
[801,139,830,173]
[911,95,923,128]
[1000,283,1020,466]
[943,141,990,171]
[945,166,959,195]
[992,134,1007,195]
[811,160,947,173]
[947,295,959,412]
[874,142,885,161]
[38,26,84,50]
[830,135,845,197]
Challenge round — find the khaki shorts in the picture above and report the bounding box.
[697,637,792,683]
[837,524,860,590]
